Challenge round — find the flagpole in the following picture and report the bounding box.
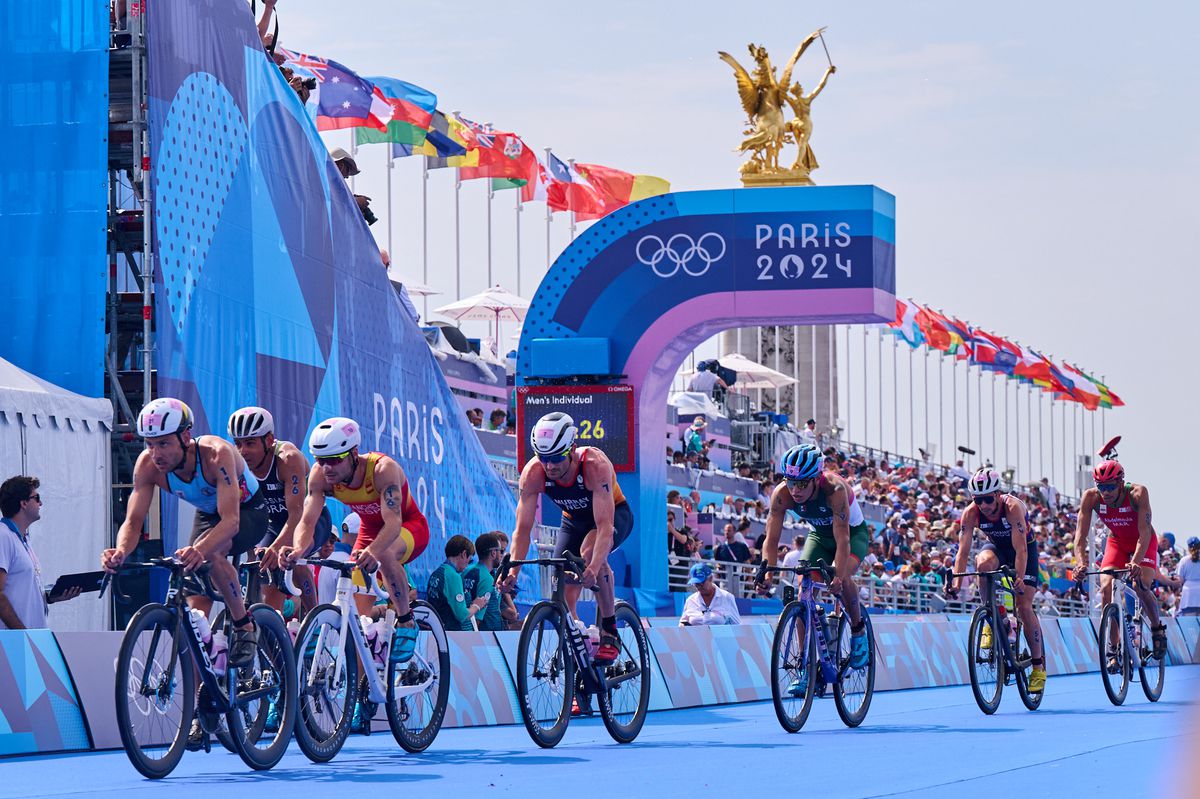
[1048,394,1055,486]
[828,324,835,433]
[515,189,522,297]
[350,133,357,194]
[544,147,553,271]
[386,145,394,262]
[773,325,781,414]
[938,351,944,466]
[964,360,971,462]
[813,327,819,435]
[862,327,868,449]
[1101,373,1107,444]
[907,342,913,457]
[922,348,929,460]
[454,166,462,301]
[952,356,958,462]
[991,372,997,467]
[567,157,578,241]
[976,367,983,463]
[421,158,429,321]
[891,335,898,455]
[1039,390,1045,481]
[793,327,801,427]
[1027,383,1033,481]
[876,327,883,455]
[1013,379,1019,481]
[486,179,494,340]
[1006,375,1012,473]
[844,325,851,442]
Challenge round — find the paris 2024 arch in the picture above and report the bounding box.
[517,185,895,601]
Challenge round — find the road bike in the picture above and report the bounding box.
[498,553,650,747]
[1087,567,1165,705]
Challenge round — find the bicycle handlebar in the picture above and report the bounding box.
[292,557,376,592]
[100,558,213,603]
[759,559,836,582]
[494,552,587,583]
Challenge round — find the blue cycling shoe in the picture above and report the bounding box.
[786,673,808,697]
[390,624,418,664]
[849,630,870,670]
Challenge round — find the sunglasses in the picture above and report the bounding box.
[1095,481,1120,493]
[974,493,998,505]
[537,452,569,465]
[315,452,352,466]
[786,478,814,489]
[26,493,41,504]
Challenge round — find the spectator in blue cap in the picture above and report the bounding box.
[680,562,740,626]
[1178,537,1200,616]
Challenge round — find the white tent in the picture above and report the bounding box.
[0,357,112,632]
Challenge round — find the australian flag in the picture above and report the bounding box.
[277,47,393,131]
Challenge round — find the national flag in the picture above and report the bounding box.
[277,47,392,131]
[973,330,1020,374]
[943,317,974,359]
[392,110,474,167]
[888,299,924,348]
[457,128,539,186]
[356,76,436,146]
[1082,370,1124,408]
[574,163,671,210]
[914,304,953,352]
[521,155,550,203]
[543,152,607,219]
[1061,363,1102,410]
[491,177,527,191]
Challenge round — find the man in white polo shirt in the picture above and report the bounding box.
[0,476,78,629]
[680,563,740,626]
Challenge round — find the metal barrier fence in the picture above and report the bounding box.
[667,556,1091,618]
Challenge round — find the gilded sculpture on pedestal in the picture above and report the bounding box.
[718,28,836,186]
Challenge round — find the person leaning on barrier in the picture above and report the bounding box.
[426,535,490,632]
[492,531,521,630]
[679,563,740,626]
[462,533,504,632]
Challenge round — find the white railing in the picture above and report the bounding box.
[666,555,1091,618]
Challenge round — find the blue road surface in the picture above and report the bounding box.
[4,668,1196,799]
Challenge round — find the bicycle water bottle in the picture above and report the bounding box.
[585,625,601,657]
[189,608,213,646]
[210,631,228,676]
[286,618,301,645]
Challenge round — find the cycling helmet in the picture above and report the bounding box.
[136,397,194,438]
[779,444,823,480]
[968,467,1002,496]
[1093,459,1124,484]
[309,417,361,457]
[530,412,577,456]
[228,406,274,439]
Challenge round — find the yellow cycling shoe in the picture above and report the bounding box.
[1028,667,1046,693]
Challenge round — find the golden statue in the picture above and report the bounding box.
[719,29,836,186]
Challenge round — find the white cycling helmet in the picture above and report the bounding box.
[530,412,577,457]
[968,467,1002,496]
[309,417,361,457]
[228,406,275,439]
[137,397,194,438]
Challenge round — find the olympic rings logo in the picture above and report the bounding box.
[635,232,727,278]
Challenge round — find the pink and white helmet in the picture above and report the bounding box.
[309,417,361,457]
[136,397,194,438]
[968,467,1002,496]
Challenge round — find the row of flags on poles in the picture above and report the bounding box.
[275,47,670,219]
[887,299,1123,412]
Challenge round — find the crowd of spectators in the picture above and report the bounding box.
[670,441,1197,618]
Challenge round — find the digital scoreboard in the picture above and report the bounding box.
[516,385,636,472]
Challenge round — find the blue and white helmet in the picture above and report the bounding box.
[779,444,823,480]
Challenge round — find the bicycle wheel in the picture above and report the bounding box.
[597,602,651,743]
[833,612,875,727]
[115,604,196,779]
[294,604,359,762]
[388,600,451,752]
[516,602,575,748]
[967,607,1003,715]
[225,605,297,770]
[1136,613,1165,702]
[1099,603,1129,706]
[1013,620,1044,711]
[770,601,817,733]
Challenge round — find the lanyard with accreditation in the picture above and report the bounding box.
[1,517,47,611]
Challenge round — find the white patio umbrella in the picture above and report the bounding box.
[433,284,529,345]
[388,277,440,297]
[687,352,796,390]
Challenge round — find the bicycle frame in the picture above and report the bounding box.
[1096,570,1147,663]
[978,571,1028,674]
[772,565,844,687]
[299,562,446,706]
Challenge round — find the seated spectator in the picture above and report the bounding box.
[462,533,504,631]
[493,531,521,629]
[679,563,740,626]
[465,407,483,428]
[426,535,490,631]
[487,409,507,432]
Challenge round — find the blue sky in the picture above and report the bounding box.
[281,1,1199,534]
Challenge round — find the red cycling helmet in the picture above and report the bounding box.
[1092,459,1125,484]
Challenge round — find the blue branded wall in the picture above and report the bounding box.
[2,616,1196,757]
[144,0,516,583]
[0,1,108,395]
